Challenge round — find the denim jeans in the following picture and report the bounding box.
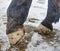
[43,0,60,24]
[6,0,32,34]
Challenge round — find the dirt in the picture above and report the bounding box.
[6,25,60,51]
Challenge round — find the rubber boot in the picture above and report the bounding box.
[37,24,53,35]
[7,27,25,45]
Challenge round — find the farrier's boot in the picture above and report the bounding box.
[7,27,25,45]
[36,20,53,35]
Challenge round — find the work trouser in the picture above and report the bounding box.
[6,0,60,34]
[41,0,60,30]
[6,0,32,34]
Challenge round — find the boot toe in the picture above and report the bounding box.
[37,24,52,35]
[7,28,25,45]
